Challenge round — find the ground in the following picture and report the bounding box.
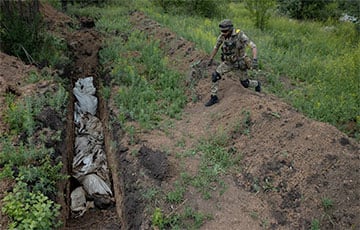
[0,4,359,230]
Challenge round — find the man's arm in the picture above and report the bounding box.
[247,40,257,59]
[210,47,219,60]
[208,35,223,66]
[247,40,258,69]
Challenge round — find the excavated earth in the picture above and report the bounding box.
[0,4,359,230]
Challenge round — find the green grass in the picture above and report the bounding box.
[61,1,359,229]
[81,5,188,130]
[70,0,359,136]
[187,129,241,199]
[136,0,359,138]
[0,91,66,229]
[1,69,68,229]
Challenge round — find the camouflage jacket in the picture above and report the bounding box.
[214,29,256,63]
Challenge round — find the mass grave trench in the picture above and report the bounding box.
[59,17,125,228]
[59,15,171,229]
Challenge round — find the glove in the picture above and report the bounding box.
[207,59,213,66]
[252,58,258,69]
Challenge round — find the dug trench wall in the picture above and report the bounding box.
[57,15,126,229]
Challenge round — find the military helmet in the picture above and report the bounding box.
[219,19,233,31]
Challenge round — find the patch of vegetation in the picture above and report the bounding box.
[137,0,359,138]
[151,206,208,230]
[0,1,69,67]
[311,218,320,230]
[1,70,68,229]
[89,6,187,130]
[4,85,68,137]
[189,129,242,199]
[277,0,360,21]
[321,197,334,211]
[244,0,276,30]
[152,0,228,18]
[2,181,61,230]
[166,180,186,204]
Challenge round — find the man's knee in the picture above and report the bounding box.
[212,72,221,83]
[241,79,249,88]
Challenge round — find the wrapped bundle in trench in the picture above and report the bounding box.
[71,77,113,217]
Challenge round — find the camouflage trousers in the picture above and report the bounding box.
[211,58,259,96]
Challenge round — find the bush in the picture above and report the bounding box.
[244,0,276,30]
[0,0,69,67]
[2,181,61,230]
[0,4,44,64]
[152,0,228,18]
[277,0,360,21]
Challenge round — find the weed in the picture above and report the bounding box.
[166,180,185,204]
[321,197,334,211]
[261,219,269,229]
[262,177,277,192]
[0,137,47,166]
[250,211,259,220]
[18,155,66,196]
[26,71,41,84]
[175,138,186,148]
[311,218,320,230]
[152,207,165,229]
[2,181,62,229]
[151,206,208,230]
[47,85,68,117]
[142,187,160,201]
[101,85,112,101]
[1,71,68,230]
[0,164,13,180]
[188,130,241,199]
[125,125,137,145]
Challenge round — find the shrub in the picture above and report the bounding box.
[2,181,61,230]
[244,0,276,30]
[0,0,69,67]
[152,0,228,18]
[0,1,44,64]
[276,0,360,21]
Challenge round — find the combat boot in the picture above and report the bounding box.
[255,81,261,92]
[205,95,219,107]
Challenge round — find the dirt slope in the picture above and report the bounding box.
[128,11,360,229]
[0,5,359,230]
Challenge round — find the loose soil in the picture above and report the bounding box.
[0,4,359,230]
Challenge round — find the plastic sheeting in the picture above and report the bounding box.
[71,77,113,216]
[73,77,98,124]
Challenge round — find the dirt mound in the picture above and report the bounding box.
[128,11,360,229]
[0,53,38,134]
[139,146,170,181]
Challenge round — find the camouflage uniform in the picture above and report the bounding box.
[205,19,260,106]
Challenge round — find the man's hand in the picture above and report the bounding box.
[252,58,258,69]
[207,59,213,66]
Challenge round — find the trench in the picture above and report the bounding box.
[55,15,168,230]
[57,18,127,229]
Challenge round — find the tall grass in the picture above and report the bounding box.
[110,31,187,129]
[136,0,359,138]
[59,1,360,137]
[70,4,188,130]
[265,17,360,130]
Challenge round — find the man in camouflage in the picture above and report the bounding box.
[205,19,260,107]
